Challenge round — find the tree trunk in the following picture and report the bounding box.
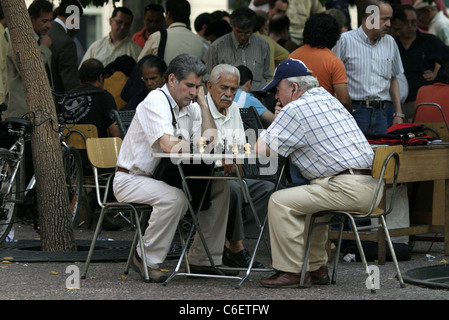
[2,0,76,251]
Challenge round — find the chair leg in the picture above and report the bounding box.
[125,209,146,274]
[331,217,345,285]
[380,215,406,288]
[300,215,315,288]
[131,208,150,282]
[125,209,150,281]
[347,215,377,293]
[82,207,107,279]
[125,221,140,275]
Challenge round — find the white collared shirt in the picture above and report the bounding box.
[116,85,202,175]
[206,93,246,146]
[80,34,142,67]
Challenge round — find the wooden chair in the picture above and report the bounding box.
[63,123,98,179]
[81,137,152,282]
[63,124,98,150]
[299,145,406,292]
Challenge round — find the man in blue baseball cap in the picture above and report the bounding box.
[256,59,378,288]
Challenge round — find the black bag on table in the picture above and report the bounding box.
[152,90,212,211]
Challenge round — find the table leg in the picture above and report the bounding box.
[445,179,449,255]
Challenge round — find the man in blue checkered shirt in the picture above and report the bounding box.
[256,59,381,288]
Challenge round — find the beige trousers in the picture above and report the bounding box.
[113,172,229,268]
[268,174,382,273]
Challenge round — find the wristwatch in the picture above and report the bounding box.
[393,113,405,118]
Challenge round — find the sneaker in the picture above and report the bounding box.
[223,247,264,269]
[131,252,167,283]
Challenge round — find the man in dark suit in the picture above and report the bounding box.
[48,0,83,93]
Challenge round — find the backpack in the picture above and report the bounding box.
[366,123,436,146]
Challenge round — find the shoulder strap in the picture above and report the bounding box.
[159,89,177,129]
[157,30,167,60]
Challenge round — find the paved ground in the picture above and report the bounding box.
[1,220,448,313]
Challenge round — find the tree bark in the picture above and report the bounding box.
[2,0,76,251]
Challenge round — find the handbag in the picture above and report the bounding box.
[152,90,213,210]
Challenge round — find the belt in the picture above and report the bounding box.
[116,166,129,174]
[351,100,388,109]
[337,169,372,176]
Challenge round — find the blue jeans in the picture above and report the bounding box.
[352,102,394,135]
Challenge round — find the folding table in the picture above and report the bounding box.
[152,152,275,288]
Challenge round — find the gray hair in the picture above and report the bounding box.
[167,54,206,81]
[286,75,319,91]
[209,64,240,85]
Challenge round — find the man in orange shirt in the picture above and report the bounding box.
[131,4,165,48]
[288,12,351,110]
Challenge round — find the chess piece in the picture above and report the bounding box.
[200,137,205,154]
[244,143,251,154]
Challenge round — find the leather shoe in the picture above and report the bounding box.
[260,271,312,288]
[189,264,239,276]
[310,266,330,285]
[223,247,264,269]
[132,253,168,283]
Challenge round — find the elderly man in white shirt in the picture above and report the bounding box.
[205,64,274,269]
[113,54,231,282]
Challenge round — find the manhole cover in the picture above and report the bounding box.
[403,264,449,289]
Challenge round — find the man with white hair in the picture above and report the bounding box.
[256,59,378,288]
[205,64,274,269]
[414,0,449,45]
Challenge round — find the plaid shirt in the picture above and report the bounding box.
[260,87,374,180]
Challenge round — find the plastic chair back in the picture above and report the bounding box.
[110,109,136,138]
[239,106,263,138]
[413,103,449,141]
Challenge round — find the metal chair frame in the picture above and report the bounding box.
[299,146,406,292]
[81,137,152,282]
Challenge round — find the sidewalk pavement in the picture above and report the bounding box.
[1,221,448,309]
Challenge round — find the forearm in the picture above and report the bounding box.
[389,77,404,123]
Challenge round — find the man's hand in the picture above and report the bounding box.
[274,100,283,117]
[195,86,207,109]
[223,163,236,176]
[423,69,437,82]
[39,34,52,48]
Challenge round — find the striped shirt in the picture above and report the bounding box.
[205,33,271,91]
[116,85,202,176]
[259,87,373,180]
[332,27,403,101]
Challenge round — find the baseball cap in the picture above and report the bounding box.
[263,58,312,91]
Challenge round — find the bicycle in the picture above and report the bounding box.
[0,103,83,243]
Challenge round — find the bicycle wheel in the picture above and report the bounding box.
[0,148,19,243]
[62,145,83,226]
